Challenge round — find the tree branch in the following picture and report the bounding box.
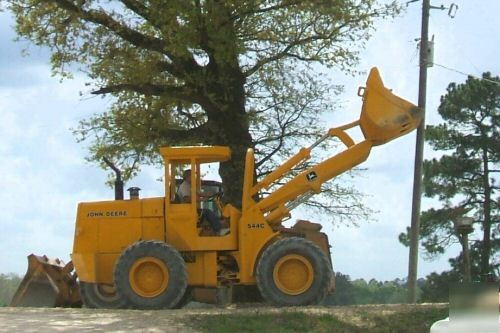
[119,0,201,75]
[243,15,370,77]
[51,0,167,53]
[91,83,199,102]
[119,0,150,21]
[49,0,201,78]
[156,123,210,143]
[231,0,302,21]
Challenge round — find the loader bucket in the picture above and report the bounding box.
[359,67,422,145]
[10,254,82,307]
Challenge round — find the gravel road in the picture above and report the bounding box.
[0,303,448,333]
[0,306,201,333]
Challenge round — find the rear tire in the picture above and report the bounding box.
[256,237,332,306]
[114,240,187,309]
[79,282,128,309]
[173,287,192,309]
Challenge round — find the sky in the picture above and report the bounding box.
[0,1,498,281]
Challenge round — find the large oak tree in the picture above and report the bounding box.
[6,0,397,213]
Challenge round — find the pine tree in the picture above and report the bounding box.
[400,72,500,278]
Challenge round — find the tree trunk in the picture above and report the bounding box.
[204,66,252,209]
[213,104,252,209]
[195,1,253,208]
[481,147,492,278]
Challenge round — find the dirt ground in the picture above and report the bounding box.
[0,303,447,333]
[0,306,200,333]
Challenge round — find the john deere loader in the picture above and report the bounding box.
[12,68,421,309]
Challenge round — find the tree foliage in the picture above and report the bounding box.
[399,72,500,277]
[419,270,458,303]
[419,243,499,303]
[6,0,397,218]
[324,272,409,305]
[0,273,22,307]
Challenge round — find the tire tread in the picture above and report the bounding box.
[114,240,187,309]
[256,237,332,306]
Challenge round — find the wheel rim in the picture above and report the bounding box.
[273,254,314,295]
[129,257,169,298]
[93,284,120,302]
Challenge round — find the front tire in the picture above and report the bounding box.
[79,282,128,309]
[114,240,187,309]
[256,237,332,306]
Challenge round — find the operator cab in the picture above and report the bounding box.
[160,146,231,241]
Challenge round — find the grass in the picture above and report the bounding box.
[185,305,448,333]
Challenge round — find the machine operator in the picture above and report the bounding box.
[177,169,229,236]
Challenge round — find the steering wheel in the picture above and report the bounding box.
[205,191,223,202]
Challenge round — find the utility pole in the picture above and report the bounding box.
[407,0,430,304]
[407,0,457,303]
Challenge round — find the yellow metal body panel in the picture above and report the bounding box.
[142,198,164,217]
[96,253,119,284]
[98,218,142,253]
[71,253,95,282]
[164,203,238,252]
[159,146,231,164]
[72,198,165,283]
[186,252,218,287]
[72,208,98,254]
[230,206,279,284]
[142,218,164,240]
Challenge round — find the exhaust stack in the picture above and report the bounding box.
[103,157,124,200]
[127,187,141,200]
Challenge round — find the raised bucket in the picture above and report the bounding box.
[359,67,422,145]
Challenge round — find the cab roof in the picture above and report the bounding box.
[159,146,231,164]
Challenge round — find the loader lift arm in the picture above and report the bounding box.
[241,67,422,225]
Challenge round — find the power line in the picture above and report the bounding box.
[433,62,500,85]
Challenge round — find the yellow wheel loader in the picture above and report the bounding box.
[12,68,421,309]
